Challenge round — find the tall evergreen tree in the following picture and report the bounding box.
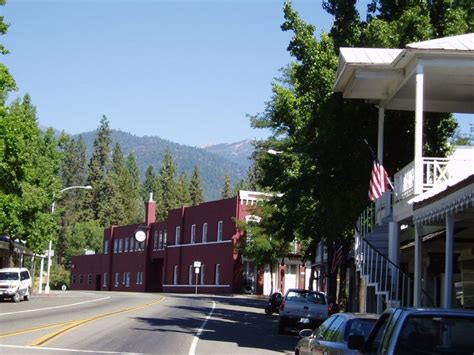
[221,175,233,199]
[125,153,144,223]
[158,149,178,219]
[85,115,114,226]
[177,172,191,206]
[143,165,165,220]
[189,166,204,206]
[107,143,127,225]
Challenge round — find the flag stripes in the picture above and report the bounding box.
[368,160,390,201]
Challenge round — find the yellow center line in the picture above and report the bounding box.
[30,297,165,347]
[0,320,74,338]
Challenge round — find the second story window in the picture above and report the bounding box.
[175,226,181,245]
[124,238,129,252]
[164,230,168,247]
[159,231,163,249]
[202,223,208,243]
[153,231,158,250]
[130,237,134,252]
[217,221,223,241]
[114,240,118,254]
[118,239,123,253]
[104,240,109,254]
[191,224,196,244]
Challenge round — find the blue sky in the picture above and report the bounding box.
[3,0,472,147]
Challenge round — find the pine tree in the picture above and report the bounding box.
[189,166,204,206]
[221,175,233,199]
[177,172,191,206]
[125,153,144,223]
[85,115,114,226]
[143,165,165,220]
[158,149,178,219]
[107,143,127,225]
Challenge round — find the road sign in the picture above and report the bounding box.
[43,250,54,257]
[194,267,200,274]
[193,261,201,268]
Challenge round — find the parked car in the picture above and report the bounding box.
[295,313,378,355]
[0,267,32,302]
[348,308,474,354]
[265,291,283,315]
[279,289,328,334]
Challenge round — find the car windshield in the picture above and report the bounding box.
[344,318,377,341]
[395,315,474,354]
[0,272,19,281]
[286,290,326,304]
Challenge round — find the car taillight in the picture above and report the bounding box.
[280,300,285,311]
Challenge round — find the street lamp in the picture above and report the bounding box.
[51,185,92,213]
[44,185,93,294]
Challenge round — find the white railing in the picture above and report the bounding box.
[375,191,392,225]
[356,203,375,239]
[394,154,474,202]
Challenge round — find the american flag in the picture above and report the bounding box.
[330,245,343,274]
[368,160,391,201]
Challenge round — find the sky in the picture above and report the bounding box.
[2,0,472,147]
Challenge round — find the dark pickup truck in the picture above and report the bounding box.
[348,307,474,354]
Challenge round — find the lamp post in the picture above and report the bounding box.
[45,185,93,294]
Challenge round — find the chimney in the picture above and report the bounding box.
[145,192,156,225]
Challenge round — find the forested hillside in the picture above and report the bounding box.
[77,130,250,201]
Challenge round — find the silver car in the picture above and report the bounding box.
[295,312,378,355]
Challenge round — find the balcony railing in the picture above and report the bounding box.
[394,155,474,202]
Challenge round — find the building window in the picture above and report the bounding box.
[215,264,220,285]
[188,265,193,285]
[135,239,140,251]
[88,274,93,284]
[104,240,109,254]
[191,224,196,244]
[125,272,130,287]
[200,265,205,285]
[136,271,143,285]
[175,226,181,245]
[153,231,158,250]
[118,239,123,253]
[164,230,168,247]
[202,223,208,243]
[130,236,134,252]
[124,238,129,252]
[79,275,83,284]
[122,272,126,285]
[114,240,118,254]
[173,265,178,285]
[159,231,163,249]
[72,275,76,284]
[217,221,223,241]
[103,273,107,287]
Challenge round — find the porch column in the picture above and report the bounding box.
[377,105,385,164]
[388,222,400,266]
[444,213,454,308]
[414,63,424,195]
[414,223,423,307]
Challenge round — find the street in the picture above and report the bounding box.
[0,291,297,354]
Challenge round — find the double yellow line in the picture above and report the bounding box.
[0,297,165,347]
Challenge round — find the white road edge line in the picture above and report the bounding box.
[188,300,216,355]
[0,296,111,316]
[0,344,141,354]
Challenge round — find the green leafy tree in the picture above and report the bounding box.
[0,95,62,253]
[63,220,103,267]
[84,115,114,226]
[0,0,16,112]
[189,166,204,206]
[221,175,233,199]
[177,172,191,206]
[158,149,178,219]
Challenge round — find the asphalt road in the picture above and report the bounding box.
[0,291,298,354]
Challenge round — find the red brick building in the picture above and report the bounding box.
[72,191,299,294]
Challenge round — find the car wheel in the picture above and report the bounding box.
[265,307,272,315]
[24,287,30,301]
[13,291,21,303]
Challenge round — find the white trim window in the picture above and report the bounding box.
[159,231,163,249]
[125,272,130,287]
[215,264,220,285]
[104,240,109,254]
[118,239,123,253]
[164,230,168,247]
[173,265,179,285]
[114,272,119,287]
[136,271,144,285]
[202,223,208,243]
[191,224,196,244]
[122,272,126,285]
[175,226,181,245]
[114,240,118,254]
[200,265,205,285]
[217,221,223,241]
[130,237,135,252]
[124,238,129,252]
[103,273,107,287]
[153,231,158,250]
[188,265,193,285]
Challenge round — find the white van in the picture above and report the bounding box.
[0,267,32,302]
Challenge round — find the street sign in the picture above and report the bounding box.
[43,250,54,257]
[193,261,201,268]
[194,267,200,274]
